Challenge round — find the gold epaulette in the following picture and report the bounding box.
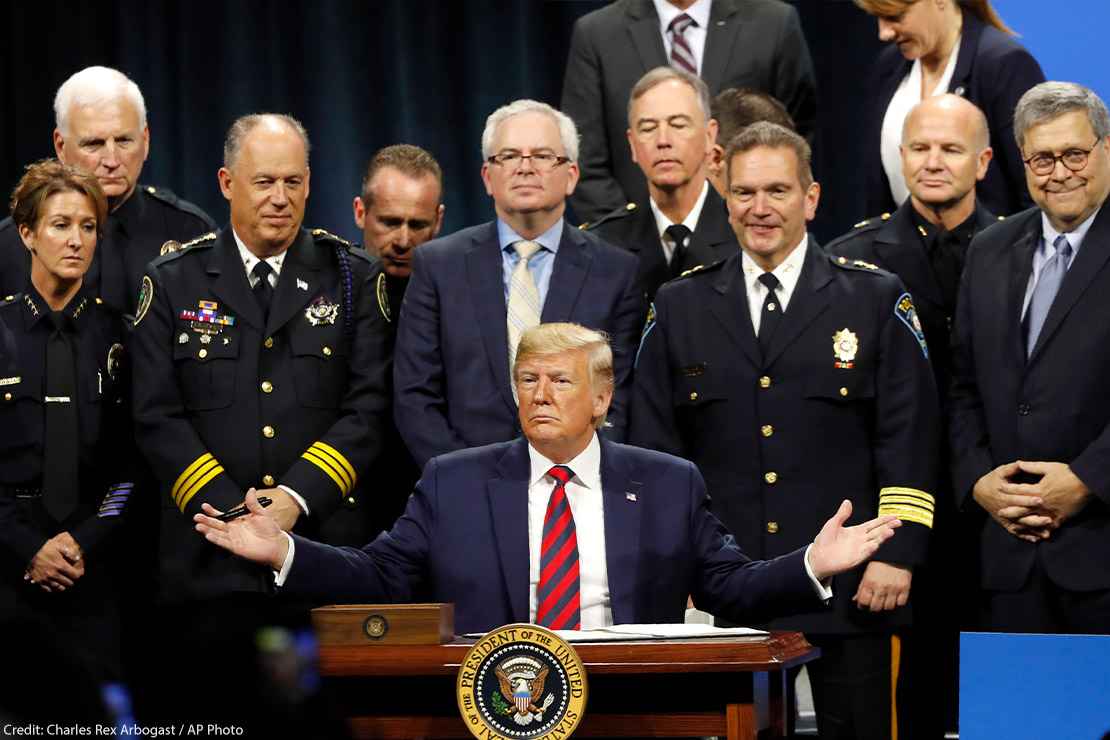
[311,228,352,247]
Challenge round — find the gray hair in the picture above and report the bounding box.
[223,113,311,169]
[513,322,613,430]
[1014,81,1110,150]
[481,100,579,162]
[628,66,712,124]
[725,121,814,190]
[54,66,147,136]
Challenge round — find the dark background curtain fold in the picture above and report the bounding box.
[0,0,882,245]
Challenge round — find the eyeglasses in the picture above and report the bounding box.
[486,151,571,172]
[1023,137,1102,176]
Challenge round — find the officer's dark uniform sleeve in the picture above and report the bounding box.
[603,255,645,443]
[131,269,246,517]
[561,17,628,223]
[393,247,468,469]
[280,263,390,520]
[629,298,687,456]
[0,500,48,570]
[872,278,942,565]
[71,331,135,555]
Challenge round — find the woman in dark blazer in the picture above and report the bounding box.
[857,0,1044,218]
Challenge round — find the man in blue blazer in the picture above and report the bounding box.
[393,100,643,470]
[195,323,902,634]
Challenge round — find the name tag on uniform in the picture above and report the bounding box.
[44,396,72,403]
[681,363,707,377]
[0,376,19,386]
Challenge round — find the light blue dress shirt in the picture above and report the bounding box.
[497,218,563,309]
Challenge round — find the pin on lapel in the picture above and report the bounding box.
[626,492,637,502]
[626,480,643,503]
[297,278,309,291]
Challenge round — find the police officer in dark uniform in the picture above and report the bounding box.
[586,68,735,304]
[631,123,940,740]
[0,160,133,701]
[0,66,214,313]
[825,94,998,740]
[352,144,445,542]
[128,114,389,722]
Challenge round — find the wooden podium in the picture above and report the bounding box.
[317,631,818,739]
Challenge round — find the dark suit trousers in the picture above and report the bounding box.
[981,554,1110,633]
[806,634,892,740]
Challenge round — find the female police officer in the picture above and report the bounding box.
[0,159,133,685]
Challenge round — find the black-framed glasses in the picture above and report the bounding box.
[486,150,571,172]
[1022,137,1102,175]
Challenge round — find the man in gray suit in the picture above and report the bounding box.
[562,0,816,224]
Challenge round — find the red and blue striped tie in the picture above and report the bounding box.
[536,465,581,630]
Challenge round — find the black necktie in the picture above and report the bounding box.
[665,224,692,279]
[42,311,79,523]
[929,229,964,311]
[252,261,275,318]
[756,272,782,353]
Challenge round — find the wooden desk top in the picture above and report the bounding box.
[318,630,817,677]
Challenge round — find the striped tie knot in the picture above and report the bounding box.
[668,12,696,35]
[548,465,574,486]
[515,240,541,261]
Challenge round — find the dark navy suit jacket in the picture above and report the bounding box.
[862,10,1045,218]
[284,438,818,635]
[393,221,643,469]
[950,206,1110,592]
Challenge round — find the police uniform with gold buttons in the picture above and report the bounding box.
[0,287,133,678]
[0,185,215,315]
[129,227,390,601]
[630,243,941,635]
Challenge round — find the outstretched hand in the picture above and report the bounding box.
[808,500,901,582]
[193,489,289,571]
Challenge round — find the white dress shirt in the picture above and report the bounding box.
[527,434,611,629]
[653,0,713,75]
[649,181,710,264]
[1021,207,1100,319]
[741,235,808,335]
[880,41,960,206]
[232,230,309,515]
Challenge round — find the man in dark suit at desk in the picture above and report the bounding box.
[950,81,1110,633]
[562,0,816,224]
[195,323,902,635]
[587,67,736,303]
[393,100,642,470]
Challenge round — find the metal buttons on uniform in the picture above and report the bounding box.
[689,391,698,401]
[262,475,275,487]
[198,349,208,359]
[766,522,779,534]
[346,496,356,505]
[322,346,332,357]
[764,471,778,484]
[262,425,275,439]
[1017,403,1030,416]
[264,337,274,349]
[839,387,848,397]
[3,393,10,402]
[759,376,771,389]
[261,381,273,393]
[761,425,774,437]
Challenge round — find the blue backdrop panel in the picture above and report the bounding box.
[960,632,1110,740]
[1006,4,1109,100]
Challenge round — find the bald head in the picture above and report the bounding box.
[903,94,990,152]
[900,94,993,216]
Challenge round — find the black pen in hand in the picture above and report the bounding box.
[216,496,273,522]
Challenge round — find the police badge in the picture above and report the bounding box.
[106,343,124,381]
[833,328,858,369]
[457,624,586,740]
[305,295,340,326]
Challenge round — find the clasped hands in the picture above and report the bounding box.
[973,460,1090,542]
[25,532,83,592]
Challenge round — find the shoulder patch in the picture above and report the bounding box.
[133,275,154,327]
[584,202,637,231]
[375,272,391,323]
[894,292,928,359]
[635,302,657,368]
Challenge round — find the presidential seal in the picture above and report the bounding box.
[457,624,587,740]
[833,328,858,369]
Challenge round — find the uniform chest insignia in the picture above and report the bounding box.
[106,343,124,381]
[681,363,707,377]
[375,273,391,323]
[199,334,212,345]
[133,276,153,326]
[178,332,189,345]
[305,295,339,326]
[180,300,235,334]
[160,240,182,256]
[297,278,309,292]
[833,328,859,369]
[894,293,929,359]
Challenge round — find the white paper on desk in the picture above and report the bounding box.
[550,623,769,642]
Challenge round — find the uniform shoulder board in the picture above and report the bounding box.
[584,202,638,231]
[311,228,351,247]
[677,258,727,279]
[853,219,871,228]
[0,293,21,307]
[142,185,215,226]
[182,232,217,249]
[831,255,885,274]
[312,228,372,264]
